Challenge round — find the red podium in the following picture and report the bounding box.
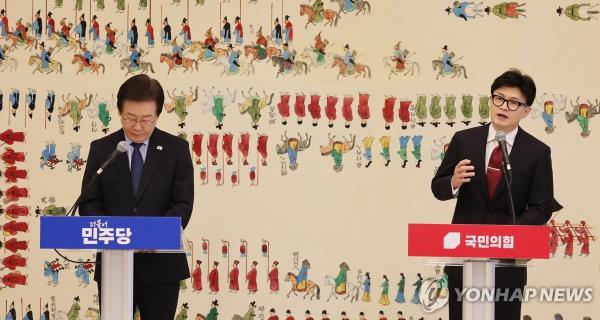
[408,223,550,320]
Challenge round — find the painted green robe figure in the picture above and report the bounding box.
[479,95,490,124]
[196,0,206,5]
[444,95,456,126]
[379,276,390,305]
[54,0,64,8]
[379,136,391,166]
[96,0,105,10]
[117,0,126,11]
[248,96,262,129]
[206,301,219,320]
[335,262,349,294]
[212,95,225,129]
[139,0,148,9]
[69,100,83,131]
[461,94,473,124]
[175,303,189,320]
[429,95,442,126]
[243,302,256,320]
[332,142,343,172]
[67,297,80,320]
[415,95,427,126]
[312,0,325,23]
[98,102,111,133]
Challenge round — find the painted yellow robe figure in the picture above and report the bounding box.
[379,275,390,306]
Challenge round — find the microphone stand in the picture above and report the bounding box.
[501,162,516,225]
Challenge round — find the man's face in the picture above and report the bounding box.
[120,100,158,143]
[489,86,531,133]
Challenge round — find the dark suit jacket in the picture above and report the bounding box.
[431,124,562,286]
[79,127,194,284]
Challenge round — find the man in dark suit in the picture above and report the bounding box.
[79,74,194,320]
[431,69,562,319]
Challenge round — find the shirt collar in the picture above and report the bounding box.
[124,132,149,147]
[487,124,518,146]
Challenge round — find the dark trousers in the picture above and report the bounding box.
[96,280,180,320]
[446,266,525,320]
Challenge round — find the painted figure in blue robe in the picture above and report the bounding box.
[128,18,138,47]
[45,90,55,121]
[287,145,298,169]
[89,16,100,41]
[33,10,43,39]
[410,273,423,304]
[22,304,33,320]
[343,44,355,73]
[162,18,171,45]
[0,9,8,38]
[9,90,20,115]
[272,18,282,45]
[228,46,240,73]
[129,45,140,68]
[74,14,86,40]
[172,41,183,65]
[296,260,310,287]
[221,16,231,45]
[67,144,82,172]
[234,17,243,46]
[441,45,453,75]
[344,0,356,12]
[40,44,51,69]
[180,18,191,46]
[40,304,50,320]
[395,273,406,303]
[5,302,16,320]
[75,261,90,286]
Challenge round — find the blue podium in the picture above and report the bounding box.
[40,216,183,320]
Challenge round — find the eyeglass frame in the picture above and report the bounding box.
[121,116,157,127]
[490,94,529,111]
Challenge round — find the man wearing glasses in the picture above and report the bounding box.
[79,74,194,320]
[431,69,562,319]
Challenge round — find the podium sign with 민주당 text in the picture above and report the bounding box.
[39,216,182,250]
[407,223,551,259]
[39,216,182,320]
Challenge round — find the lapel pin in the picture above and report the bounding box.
[157,146,163,151]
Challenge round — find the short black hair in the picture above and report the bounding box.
[490,68,536,106]
[117,74,165,116]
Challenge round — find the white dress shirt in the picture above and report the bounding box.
[451,125,518,196]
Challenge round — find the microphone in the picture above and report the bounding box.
[495,131,516,224]
[495,132,511,171]
[67,141,127,217]
[97,141,128,175]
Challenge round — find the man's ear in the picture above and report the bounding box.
[522,106,532,118]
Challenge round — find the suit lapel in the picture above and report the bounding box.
[134,129,165,205]
[113,129,136,206]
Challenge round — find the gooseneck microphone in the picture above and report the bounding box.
[495,132,516,224]
[495,132,511,172]
[67,141,128,217]
[56,141,128,264]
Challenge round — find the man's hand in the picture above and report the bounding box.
[451,159,475,189]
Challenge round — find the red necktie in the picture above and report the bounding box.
[486,145,503,199]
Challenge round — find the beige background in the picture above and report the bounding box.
[0,0,598,319]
